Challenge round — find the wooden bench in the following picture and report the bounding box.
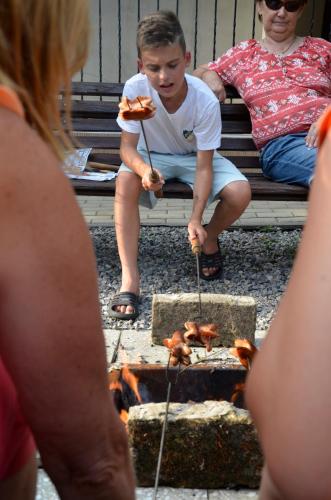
[67,81,308,201]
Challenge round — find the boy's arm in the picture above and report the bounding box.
[188,149,214,242]
[193,64,226,102]
[0,112,135,500]
[120,130,164,191]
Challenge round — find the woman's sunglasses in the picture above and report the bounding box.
[264,0,302,12]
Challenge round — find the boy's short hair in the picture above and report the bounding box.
[136,10,186,57]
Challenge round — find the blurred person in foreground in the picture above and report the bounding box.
[0,1,135,499]
[246,106,331,499]
[194,0,331,188]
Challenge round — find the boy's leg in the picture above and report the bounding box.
[112,152,177,318]
[113,171,142,317]
[202,154,251,278]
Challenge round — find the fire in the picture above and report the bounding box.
[110,380,123,391]
[230,383,246,404]
[120,409,129,424]
[109,365,142,427]
[121,365,142,403]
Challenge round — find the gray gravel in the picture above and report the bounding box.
[89,225,301,332]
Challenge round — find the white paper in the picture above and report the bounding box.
[64,148,92,172]
[67,171,117,182]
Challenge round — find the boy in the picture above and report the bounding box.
[110,10,251,320]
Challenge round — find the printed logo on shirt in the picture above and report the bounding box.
[183,129,194,142]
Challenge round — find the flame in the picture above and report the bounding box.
[121,365,142,403]
[230,382,246,403]
[120,410,129,425]
[109,380,123,392]
[109,365,142,428]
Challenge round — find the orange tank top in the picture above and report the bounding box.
[0,85,24,118]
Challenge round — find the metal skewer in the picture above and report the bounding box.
[191,237,202,319]
[153,381,171,500]
[153,359,180,499]
[136,97,163,198]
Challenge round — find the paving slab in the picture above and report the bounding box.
[103,329,120,368]
[37,470,258,499]
[108,329,252,366]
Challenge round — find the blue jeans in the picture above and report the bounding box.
[260,133,317,188]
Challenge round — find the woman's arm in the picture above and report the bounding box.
[246,109,331,500]
[0,110,135,500]
[193,64,227,102]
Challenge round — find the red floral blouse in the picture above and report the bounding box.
[208,36,331,149]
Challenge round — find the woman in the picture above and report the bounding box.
[0,1,134,499]
[194,0,331,188]
[246,107,331,499]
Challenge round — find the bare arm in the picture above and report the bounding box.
[0,111,135,500]
[188,149,213,244]
[120,130,164,191]
[246,116,331,499]
[193,64,227,102]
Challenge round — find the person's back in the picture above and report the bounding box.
[0,1,135,499]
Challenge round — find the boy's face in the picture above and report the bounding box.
[138,43,191,100]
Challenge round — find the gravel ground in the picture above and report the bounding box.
[90,225,302,332]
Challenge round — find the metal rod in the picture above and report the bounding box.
[196,254,202,318]
[153,381,172,499]
[140,120,155,175]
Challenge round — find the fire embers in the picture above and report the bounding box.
[163,322,219,367]
[229,339,258,370]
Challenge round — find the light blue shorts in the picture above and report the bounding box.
[118,149,247,208]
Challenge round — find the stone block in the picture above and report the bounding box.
[152,294,256,347]
[129,400,263,489]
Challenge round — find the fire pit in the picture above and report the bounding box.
[109,363,263,489]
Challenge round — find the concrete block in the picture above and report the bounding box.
[129,401,263,489]
[152,293,256,347]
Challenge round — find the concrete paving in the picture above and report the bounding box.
[36,469,259,499]
[77,195,308,228]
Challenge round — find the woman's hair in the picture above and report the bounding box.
[0,0,89,159]
[136,10,186,58]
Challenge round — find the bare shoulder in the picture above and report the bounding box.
[0,108,95,286]
[0,108,77,216]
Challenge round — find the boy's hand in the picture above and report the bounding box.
[142,168,164,192]
[188,220,207,247]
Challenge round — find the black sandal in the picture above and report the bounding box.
[109,291,140,320]
[199,240,223,281]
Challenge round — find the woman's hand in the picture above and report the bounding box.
[203,71,226,102]
[194,66,227,102]
[141,168,164,191]
[305,121,319,149]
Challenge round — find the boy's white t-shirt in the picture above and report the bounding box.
[116,73,222,155]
